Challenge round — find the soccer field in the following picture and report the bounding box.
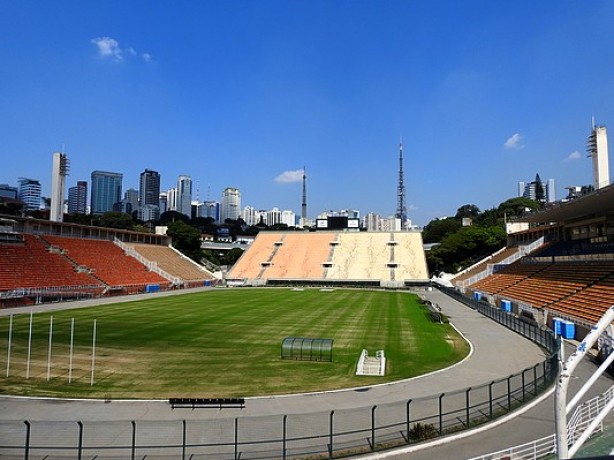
[0,289,469,399]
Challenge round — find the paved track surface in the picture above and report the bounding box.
[1,288,612,458]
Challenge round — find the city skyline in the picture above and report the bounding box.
[2,1,614,226]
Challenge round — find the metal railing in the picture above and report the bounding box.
[468,384,614,460]
[0,288,560,460]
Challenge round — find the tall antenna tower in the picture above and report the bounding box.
[395,140,407,229]
[301,166,307,224]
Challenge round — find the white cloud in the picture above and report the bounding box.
[504,133,524,150]
[91,37,153,64]
[91,37,124,61]
[564,150,582,162]
[275,170,304,184]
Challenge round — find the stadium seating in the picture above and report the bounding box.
[264,233,334,279]
[468,262,546,295]
[468,259,614,324]
[126,243,215,282]
[228,233,284,279]
[228,231,429,282]
[452,247,520,284]
[0,234,102,291]
[42,235,169,288]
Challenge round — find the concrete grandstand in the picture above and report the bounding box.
[228,230,429,288]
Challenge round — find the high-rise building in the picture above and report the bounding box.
[139,169,161,208]
[90,171,122,215]
[139,169,161,220]
[547,179,556,203]
[587,122,610,189]
[203,200,220,222]
[50,152,70,222]
[220,187,241,222]
[177,175,192,217]
[363,212,381,232]
[0,184,18,200]
[166,188,178,212]
[242,205,258,226]
[67,181,88,214]
[18,178,42,211]
[267,207,282,226]
[122,188,139,215]
[281,210,296,227]
[159,192,168,215]
[519,174,555,204]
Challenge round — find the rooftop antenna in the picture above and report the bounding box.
[592,116,596,130]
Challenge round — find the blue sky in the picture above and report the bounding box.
[1,1,613,226]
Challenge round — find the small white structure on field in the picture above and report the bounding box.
[356,349,386,376]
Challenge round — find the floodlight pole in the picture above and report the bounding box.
[555,305,614,459]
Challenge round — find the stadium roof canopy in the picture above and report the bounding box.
[517,184,614,224]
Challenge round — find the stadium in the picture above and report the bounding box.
[0,184,614,459]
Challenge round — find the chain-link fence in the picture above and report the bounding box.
[0,288,560,460]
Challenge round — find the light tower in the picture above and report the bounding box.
[587,118,610,189]
[50,151,69,222]
[395,141,407,229]
[301,166,307,226]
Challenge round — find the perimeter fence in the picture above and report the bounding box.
[0,288,560,460]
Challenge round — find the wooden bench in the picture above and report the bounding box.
[169,397,245,409]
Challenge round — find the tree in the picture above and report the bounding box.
[225,247,244,265]
[99,211,135,230]
[166,220,203,261]
[422,217,461,244]
[455,204,480,220]
[426,225,506,273]
[159,210,190,225]
[65,212,99,226]
[0,201,23,216]
[497,197,541,219]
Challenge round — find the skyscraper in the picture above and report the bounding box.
[587,122,610,189]
[18,178,42,211]
[220,187,241,222]
[50,152,70,222]
[139,169,161,208]
[177,175,192,217]
[0,184,18,200]
[139,169,161,220]
[519,174,555,204]
[122,188,139,214]
[90,171,122,215]
[67,181,88,214]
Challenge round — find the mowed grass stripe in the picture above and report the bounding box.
[0,289,469,398]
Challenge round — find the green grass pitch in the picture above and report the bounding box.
[0,289,469,398]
